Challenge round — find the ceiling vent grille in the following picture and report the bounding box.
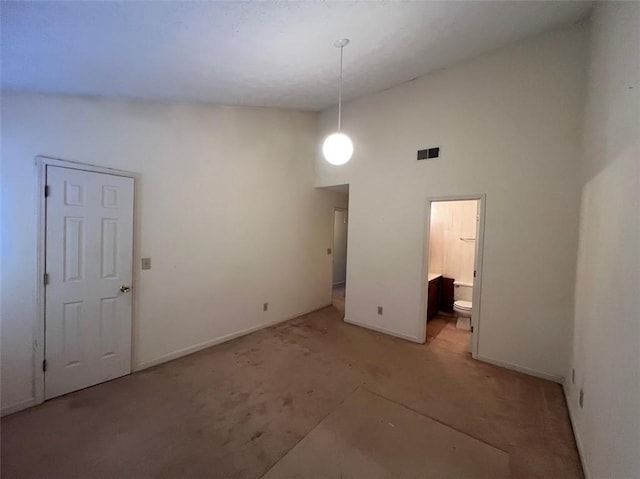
[417,147,440,160]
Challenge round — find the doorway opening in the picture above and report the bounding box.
[317,183,349,315]
[422,196,486,358]
[332,206,348,313]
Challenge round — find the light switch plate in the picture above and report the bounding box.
[141,258,151,270]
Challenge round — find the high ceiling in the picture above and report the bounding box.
[1,1,592,111]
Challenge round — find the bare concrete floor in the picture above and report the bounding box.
[427,314,472,355]
[1,307,582,478]
[263,388,510,479]
[332,283,345,313]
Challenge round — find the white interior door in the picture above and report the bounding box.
[45,166,134,399]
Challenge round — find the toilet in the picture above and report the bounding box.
[453,281,473,331]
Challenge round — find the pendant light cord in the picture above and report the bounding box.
[338,45,343,132]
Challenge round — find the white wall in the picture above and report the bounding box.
[566,3,640,478]
[0,93,348,414]
[316,25,588,380]
[428,200,478,285]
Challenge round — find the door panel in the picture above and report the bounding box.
[45,166,134,399]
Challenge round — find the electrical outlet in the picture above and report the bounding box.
[141,258,151,270]
[377,306,383,315]
[572,368,575,384]
[263,302,268,312]
[579,388,584,408]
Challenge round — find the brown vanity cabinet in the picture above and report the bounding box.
[440,277,455,313]
[427,276,441,320]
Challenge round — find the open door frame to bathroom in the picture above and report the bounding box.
[420,194,487,359]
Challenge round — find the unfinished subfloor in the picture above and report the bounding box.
[427,314,472,355]
[1,307,582,478]
[332,282,345,312]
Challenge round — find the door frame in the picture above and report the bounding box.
[35,156,140,405]
[331,206,348,287]
[420,194,487,358]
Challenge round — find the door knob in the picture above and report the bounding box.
[120,285,131,293]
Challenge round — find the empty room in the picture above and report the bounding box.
[1,1,638,478]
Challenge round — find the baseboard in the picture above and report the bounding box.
[135,306,329,371]
[344,317,423,344]
[1,397,36,417]
[475,354,564,383]
[563,382,591,479]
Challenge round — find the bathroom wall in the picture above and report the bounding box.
[428,200,478,284]
[427,206,444,277]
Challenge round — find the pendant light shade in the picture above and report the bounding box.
[323,39,353,166]
[323,132,354,166]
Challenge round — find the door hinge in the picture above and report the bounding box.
[471,325,474,333]
[43,273,49,285]
[473,270,477,278]
[42,359,48,372]
[44,185,50,197]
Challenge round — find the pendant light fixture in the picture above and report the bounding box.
[323,38,353,166]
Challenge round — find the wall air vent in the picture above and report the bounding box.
[417,147,440,160]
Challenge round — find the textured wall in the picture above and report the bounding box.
[428,200,478,285]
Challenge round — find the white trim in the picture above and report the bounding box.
[476,354,563,383]
[421,194,486,360]
[1,398,37,417]
[37,156,142,178]
[472,196,487,359]
[136,305,331,370]
[35,156,140,406]
[344,317,422,343]
[34,158,47,406]
[563,382,591,479]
